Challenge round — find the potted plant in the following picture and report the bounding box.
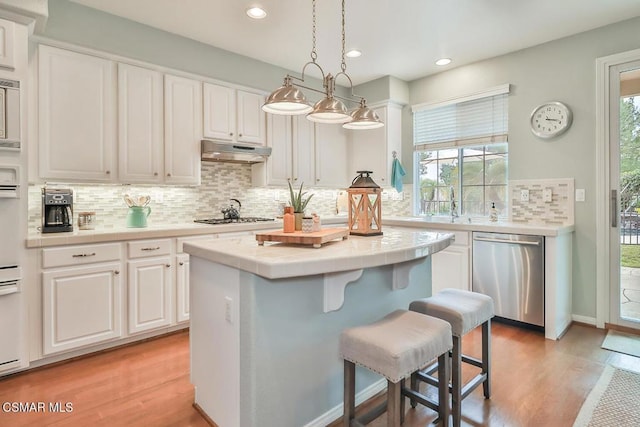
[288,180,313,231]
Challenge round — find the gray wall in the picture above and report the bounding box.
[407,17,640,318]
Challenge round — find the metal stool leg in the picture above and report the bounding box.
[482,320,491,398]
[344,360,355,427]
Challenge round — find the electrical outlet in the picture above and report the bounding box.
[520,189,529,202]
[543,188,553,203]
[224,296,233,323]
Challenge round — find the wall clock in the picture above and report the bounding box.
[530,101,573,139]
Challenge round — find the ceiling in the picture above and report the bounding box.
[69,0,640,86]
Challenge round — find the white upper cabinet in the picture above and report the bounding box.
[348,103,403,187]
[256,115,314,187]
[118,63,163,183]
[0,18,15,69]
[38,45,116,182]
[291,116,315,187]
[164,74,202,185]
[236,90,266,145]
[203,82,266,145]
[315,123,349,187]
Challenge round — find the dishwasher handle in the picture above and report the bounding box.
[473,236,540,246]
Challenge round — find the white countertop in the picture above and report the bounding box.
[184,227,454,279]
[383,216,574,237]
[24,215,572,248]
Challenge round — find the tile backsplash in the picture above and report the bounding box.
[509,178,574,225]
[28,162,412,231]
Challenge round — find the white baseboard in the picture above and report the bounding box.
[303,379,386,427]
[572,314,597,326]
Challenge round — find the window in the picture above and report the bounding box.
[412,85,509,217]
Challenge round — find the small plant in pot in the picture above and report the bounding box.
[288,180,313,231]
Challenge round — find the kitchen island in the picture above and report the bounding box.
[183,227,453,427]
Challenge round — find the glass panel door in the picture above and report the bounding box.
[611,62,640,329]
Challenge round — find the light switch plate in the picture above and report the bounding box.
[520,189,529,202]
[575,189,585,202]
[543,188,553,203]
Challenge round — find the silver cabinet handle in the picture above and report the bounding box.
[141,247,160,251]
[72,252,96,258]
[612,189,618,228]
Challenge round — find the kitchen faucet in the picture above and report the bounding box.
[450,186,458,222]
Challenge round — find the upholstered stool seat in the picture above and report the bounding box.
[340,309,453,426]
[409,289,494,427]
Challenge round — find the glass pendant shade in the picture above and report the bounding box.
[307,97,352,123]
[262,84,312,115]
[343,104,384,129]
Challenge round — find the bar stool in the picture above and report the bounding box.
[340,309,453,427]
[409,289,494,427]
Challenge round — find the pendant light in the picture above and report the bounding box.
[262,0,383,130]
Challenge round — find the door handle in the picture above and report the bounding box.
[611,189,618,228]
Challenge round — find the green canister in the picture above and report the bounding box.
[126,206,151,228]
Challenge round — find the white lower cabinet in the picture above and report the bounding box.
[431,230,471,294]
[127,239,173,334]
[42,262,123,355]
[176,253,190,323]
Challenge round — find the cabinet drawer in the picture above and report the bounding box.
[42,243,122,269]
[431,230,469,247]
[176,234,215,253]
[128,239,172,258]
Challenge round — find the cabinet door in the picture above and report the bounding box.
[431,245,470,295]
[237,90,265,145]
[39,45,116,181]
[43,262,122,355]
[0,18,15,69]
[266,114,293,186]
[203,83,235,141]
[118,63,163,183]
[315,123,349,187]
[164,74,202,185]
[176,253,190,323]
[349,106,387,185]
[292,115,315,187]
[128,256,172,334]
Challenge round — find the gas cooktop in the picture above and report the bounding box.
[194,217,275,225]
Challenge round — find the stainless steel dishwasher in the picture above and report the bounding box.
[472,232,544,327]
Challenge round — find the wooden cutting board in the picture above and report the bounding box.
[255,227,349,248]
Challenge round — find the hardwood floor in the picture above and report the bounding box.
[0,323,637,427]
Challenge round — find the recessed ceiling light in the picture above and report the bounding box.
[435,58,452,66]
[246,6,267,19]
[346,49,362,58]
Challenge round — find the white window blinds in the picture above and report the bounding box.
[412,84,509,150]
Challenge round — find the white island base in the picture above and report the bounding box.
[185,229,453,427]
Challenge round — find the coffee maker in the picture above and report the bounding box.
[42,188,73,233]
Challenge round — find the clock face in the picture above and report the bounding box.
[530,102,572,139]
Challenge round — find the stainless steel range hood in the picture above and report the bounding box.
[201,140,271,164]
